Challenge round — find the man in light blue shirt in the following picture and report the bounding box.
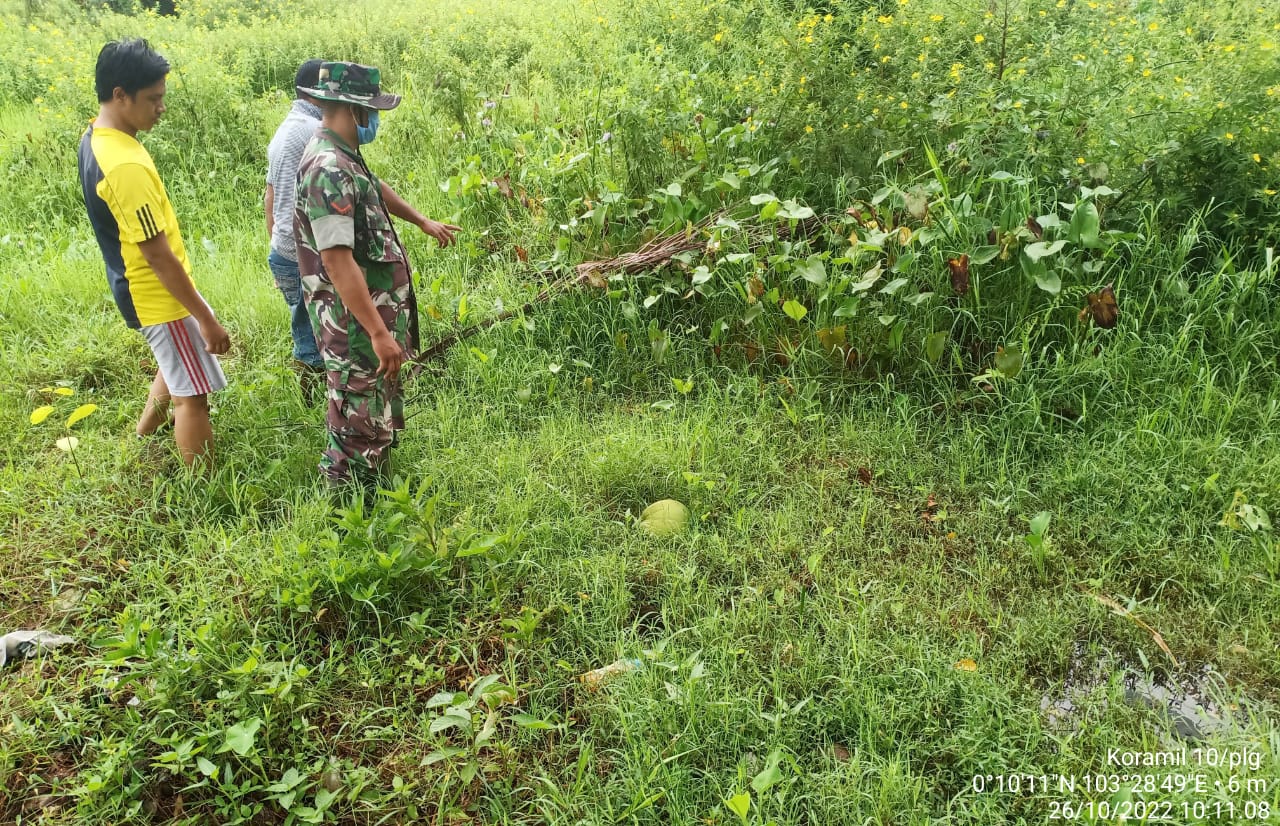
[266,58,325,401]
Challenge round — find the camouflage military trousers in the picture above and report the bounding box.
[304,284,408,485]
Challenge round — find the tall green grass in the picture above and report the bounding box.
[0,0,1277,822]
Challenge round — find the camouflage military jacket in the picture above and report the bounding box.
[294,128,413,371]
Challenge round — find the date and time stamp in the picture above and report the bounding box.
[970,746,1275,821]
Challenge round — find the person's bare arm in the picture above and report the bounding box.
[320,246,404,377]
[265,184,275,239]
[379,181,460,247]
[137,233,229,355]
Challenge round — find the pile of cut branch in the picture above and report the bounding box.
[411,210,825,366]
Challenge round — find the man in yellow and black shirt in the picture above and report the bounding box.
[77,39,230,468]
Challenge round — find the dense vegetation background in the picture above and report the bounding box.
[1,0,1277,822]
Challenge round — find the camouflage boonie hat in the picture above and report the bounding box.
[298,61,401,110]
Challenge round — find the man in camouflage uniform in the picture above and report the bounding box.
[293,61,459,486]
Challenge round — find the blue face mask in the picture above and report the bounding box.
[356,110,379,145]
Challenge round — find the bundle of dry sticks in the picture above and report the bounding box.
[411,210,822,365]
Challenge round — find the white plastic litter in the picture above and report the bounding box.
[0,630,76,668]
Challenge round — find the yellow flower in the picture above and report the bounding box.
[1253,154,1262,162]
[974,34,985,43]
[713,32,723,43]
[930,14,943,21]
[805,125,814,133]
[1077,157,1086,164]
[1224,133,1234,140]
[1148,22,1158,31]
[899,100,909,109]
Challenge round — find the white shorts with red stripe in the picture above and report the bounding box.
[139,316,228,397]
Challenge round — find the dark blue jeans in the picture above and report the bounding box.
[268,249,322,369]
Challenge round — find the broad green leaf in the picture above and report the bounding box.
[663,182,682,197]
[879,277,910,295]
[55,437,80,452]
[725,791,751,820]
[925,331,948,363]
[849,263,882,294]
[1034,270,1062,294]
[1068,201,1101,248]
[1080,184,1119,199]
[749,193,777,205]
[53,387,74,396]
[994,346,1024,378]
[1024,240,1067,262]
[876,148,908,166]
[469,674,502,698]
[430,712,473,735]
[915,225,945,245]
[479,684,518,708]
[970,246,1001,265]
[30,405,54,425]
[460,760,479,784]
[196,757,218,777]
[475,710,498,745]
[904,189,928,220]
[1030,511,1052,536]
[1237,504,1272,533]
[759,200,779,221]
[833,298,860,318]
[512,713,559,729]
[988,170,1028,184]
[782,299,807,321]
[751,749,785,794]
[423,746,466,765]
[691,265,713,286]
[314,788,337,810]
[221,718,262,756]
[425,691,458,708]
[795,256,826,285]
[742,302,763,325]
[777,200,814,220]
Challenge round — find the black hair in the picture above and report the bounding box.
[95,39,170,103]
[295,59,324,97]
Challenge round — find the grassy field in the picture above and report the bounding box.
[1,0,1278,822]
